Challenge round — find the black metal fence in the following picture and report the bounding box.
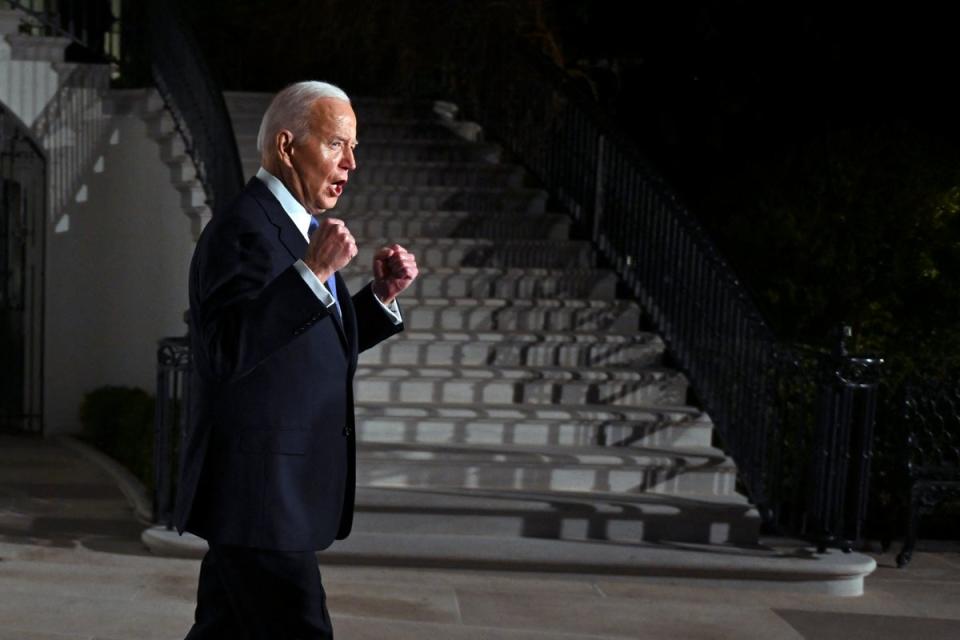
[0,104,46,434]
[30,62,112,224]
[453,42,884,543]
[806,347,883,550]
[895,374,960,566]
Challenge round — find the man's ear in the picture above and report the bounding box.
[276,130,295,167]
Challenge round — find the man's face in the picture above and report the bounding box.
[285,97,357,214]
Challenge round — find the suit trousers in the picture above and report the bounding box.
[184,544,333,640]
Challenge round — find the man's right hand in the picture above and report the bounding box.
[303,217,357,281]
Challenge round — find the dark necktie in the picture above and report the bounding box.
[307,216,342,318]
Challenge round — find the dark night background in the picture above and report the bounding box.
[181,0,960,381]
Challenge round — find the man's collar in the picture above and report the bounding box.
[256,167,313,241]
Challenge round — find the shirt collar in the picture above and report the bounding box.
[256,167,313,242]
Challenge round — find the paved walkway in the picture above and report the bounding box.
[1,433,958,639]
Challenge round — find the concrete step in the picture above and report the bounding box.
[4,33,71,62]
[0,9,21,36]
[355,237,594,269]
[343,210,571,240]
[351,99,458,121]
[352,140,501,163]
[348,161,526,188]
[354,401,714,449]
[358,330,665,368]
[224,92,456,121]
[351,486,759,545]
[354,119,479,142]
[399,298,641,332]
[143,525,876,596]
[343,266,617,299]
[231,112,458,129]
[337,185,547,213]
[233,122,464,151]
[354,364,688,407]
[356,441,738,497]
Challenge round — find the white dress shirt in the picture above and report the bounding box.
[256,167,402,324]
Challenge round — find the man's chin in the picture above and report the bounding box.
[309,198,339,214]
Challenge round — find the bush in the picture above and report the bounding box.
[79,386,155,490]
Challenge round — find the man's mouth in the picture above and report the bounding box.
[331,179,347,196]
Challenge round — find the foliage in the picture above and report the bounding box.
[698,123,960,540]
[705,123,960,362]
[79,386,155,490]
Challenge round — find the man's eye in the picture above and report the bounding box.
[330,140,342,149]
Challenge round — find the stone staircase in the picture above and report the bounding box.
[224,91,762,549]
[0,8,209,235]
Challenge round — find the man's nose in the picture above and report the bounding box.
[342,145,357,170]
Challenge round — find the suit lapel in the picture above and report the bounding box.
[249,177,353,356]
[248,178,307,262]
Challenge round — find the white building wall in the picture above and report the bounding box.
[43,113,195,434]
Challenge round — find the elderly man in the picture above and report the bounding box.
[176,81,418,639]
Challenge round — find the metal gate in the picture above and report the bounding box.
[1,104,46,433]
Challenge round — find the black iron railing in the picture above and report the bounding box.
[455,42,883,542]
[0,104,46,434]
[30,62,112,222]
[138,0,244,214]
[806,344,883,550]
[896,374,960,566]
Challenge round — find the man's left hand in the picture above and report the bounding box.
[372,244,419,305]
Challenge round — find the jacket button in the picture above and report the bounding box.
[343,426,353,436]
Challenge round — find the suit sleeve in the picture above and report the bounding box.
[351,283,404,353]
[190,215,331,384]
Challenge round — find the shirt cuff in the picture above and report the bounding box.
[371,281,403,325]
[294,260,338,310]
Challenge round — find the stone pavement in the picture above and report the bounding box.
[2,433,959,639]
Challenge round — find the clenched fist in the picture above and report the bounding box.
[303,217,357,281]
[371,244,419,305]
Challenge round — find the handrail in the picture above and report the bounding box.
[30,63,112,221]
[139,0,244,213]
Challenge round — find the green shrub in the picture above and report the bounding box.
[79,386,155,490]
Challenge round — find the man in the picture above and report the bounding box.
[175,81,418,639]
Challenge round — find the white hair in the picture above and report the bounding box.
[256,81,351,154]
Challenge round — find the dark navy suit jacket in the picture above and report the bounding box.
[174,177,402,551]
